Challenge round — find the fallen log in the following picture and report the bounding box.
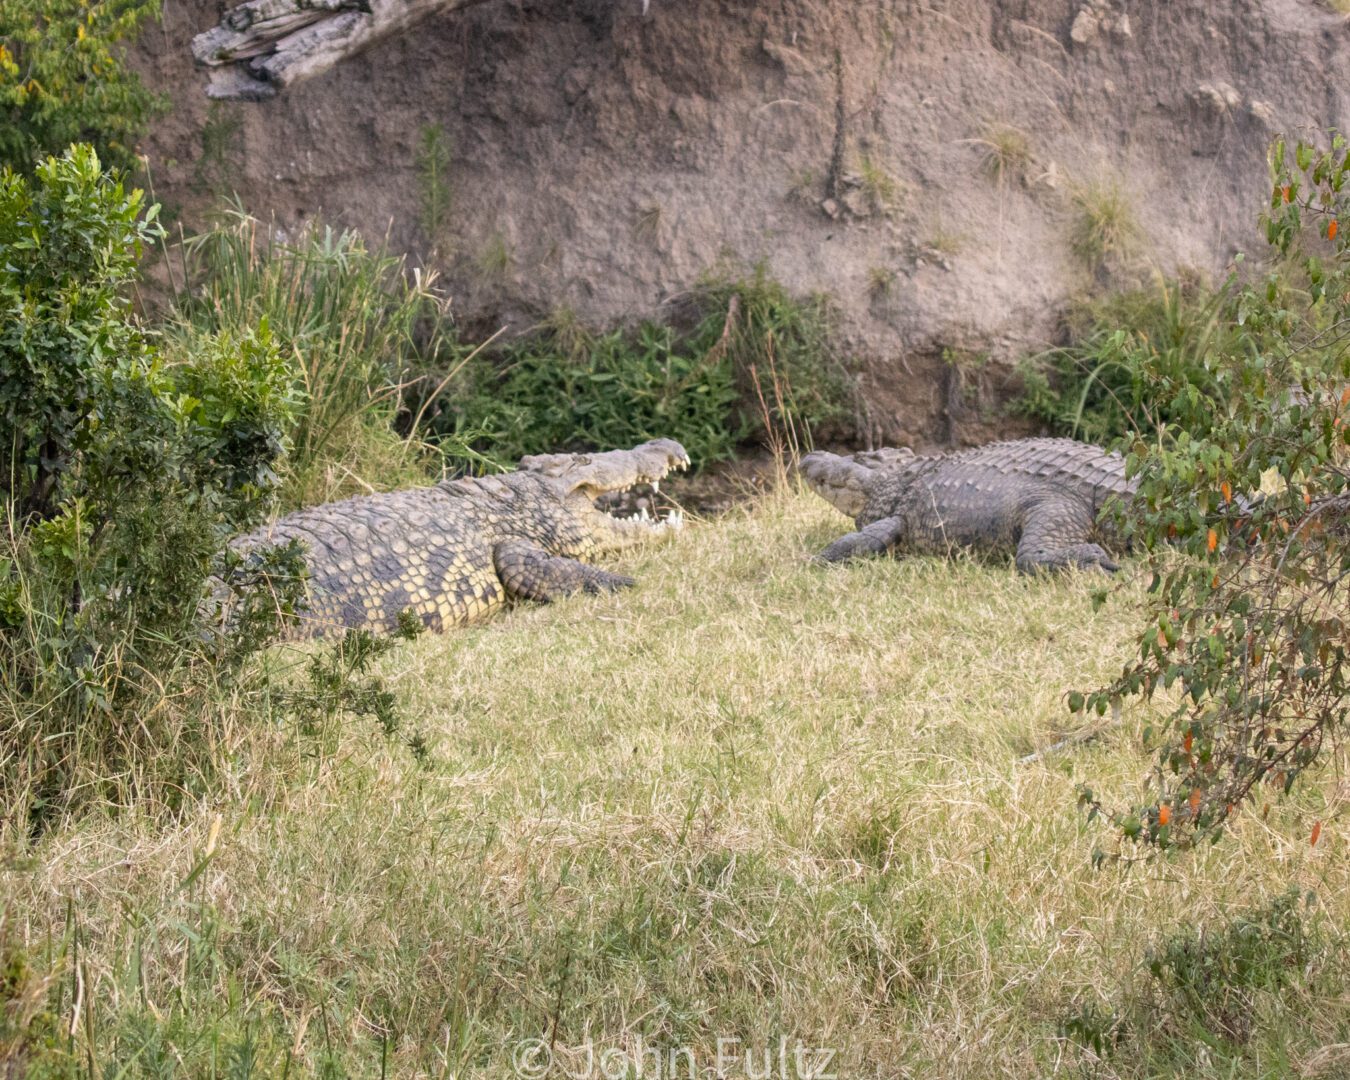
[191,0,497,100]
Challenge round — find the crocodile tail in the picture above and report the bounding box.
[799,451,882,518]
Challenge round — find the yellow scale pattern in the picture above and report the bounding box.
[233,475,578,638]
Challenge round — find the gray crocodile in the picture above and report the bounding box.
[226,439,689,638]
[799,437,1134,572]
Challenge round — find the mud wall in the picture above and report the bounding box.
[135,0,1350,445]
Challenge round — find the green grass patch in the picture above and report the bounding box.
[4,491,1345,1077]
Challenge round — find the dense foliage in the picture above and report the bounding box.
[0,148,299,817]
[170,209,455,508]
[1016,278,1232,444]
[0,0,161,175]
[433,271,850,467]
[1077,135,1350,852]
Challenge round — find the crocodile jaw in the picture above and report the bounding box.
[518,439,691,553]
[518,439,691,498]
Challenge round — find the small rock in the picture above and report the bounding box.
[1193,81,1242,116]
[820,197,841,220]
[1192,85,1222,113]
[841,189,873,217]
[1070,8,1100,44]
[1103,77,1117,95]
[1249,99,1277,127]
[761,40,813,77]
[1108,12,1131,38]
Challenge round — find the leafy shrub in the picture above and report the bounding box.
[445,318,743,467]
[1145,890,1319,1043]
[1060,891,1334,1062]
[1016,277,1232,444]
[429,268,850,468]
[0,0,162,176]
[0,912,67,1075]
[0,148,299,820]
[1077,134,1350,851]
[170,208,454,507]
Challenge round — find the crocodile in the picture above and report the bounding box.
[799,437,1134,572]
[226,439,690,638]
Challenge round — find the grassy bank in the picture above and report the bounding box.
[4,490,1347,1078]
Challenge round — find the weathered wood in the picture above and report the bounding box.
[193,0,495,100]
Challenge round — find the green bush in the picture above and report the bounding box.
[0,0,162,176]
[1015,278,1232,445]
[1077,134,1350,852]
[1060,890,1337,1062]
[171,208,454,508]
[429,269,850,468]
[1145,890,1318,1043]
[0,148,300,820]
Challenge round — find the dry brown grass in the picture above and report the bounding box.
[5,490,1347,1076]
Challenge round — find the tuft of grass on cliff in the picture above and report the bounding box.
[4,490,1347,1078]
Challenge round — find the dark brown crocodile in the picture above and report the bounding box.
[226,439,689,638]
[799,437,1135,572]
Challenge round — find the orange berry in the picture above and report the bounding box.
[1158,805,1172,827]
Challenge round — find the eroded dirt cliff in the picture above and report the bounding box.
[135,0,1350,444]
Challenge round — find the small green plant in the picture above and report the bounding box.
[192,101,245,198]
[415,123,453,256]
[0,0,164,176]
[275,612,428,760]
[1069,179,1141,273]
[867,265,897,297]
[787,166,820,204]
[538,304,594,363]
[972,123,1031,184]
[476,232,514,281]
[1058,999,1123,1060]
[1145,890,1319,1044]
[857,153,901,214]
[1060,891,1332,1064]
[924,225,966,256]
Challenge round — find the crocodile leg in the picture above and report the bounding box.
[815,515,907,563]
[1015,500,1119,574]
[493,540,636,603]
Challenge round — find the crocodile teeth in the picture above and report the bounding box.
[652,479,660,494]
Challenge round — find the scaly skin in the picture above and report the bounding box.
[799,437,1135,572]
[229,439,690,638]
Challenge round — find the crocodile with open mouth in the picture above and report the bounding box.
[227,439,690,638]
